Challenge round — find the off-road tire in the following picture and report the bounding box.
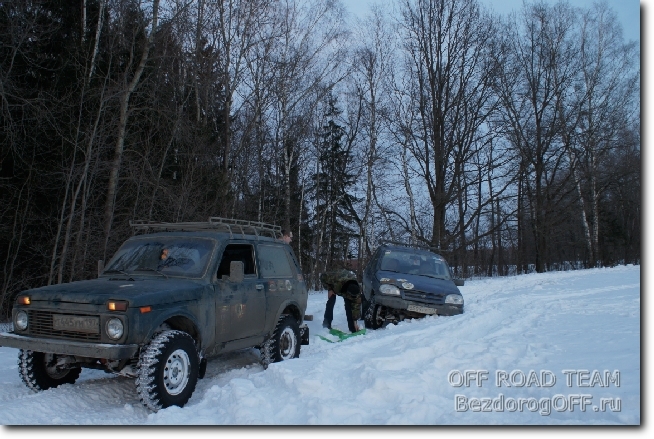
[260,314,300,368]
[361,294,370,320]
[136,330,199,412]
[364,299,385,330]
[18,350,81,392]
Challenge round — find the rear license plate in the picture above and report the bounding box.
[52,315,100,333]
[407,304,438,315]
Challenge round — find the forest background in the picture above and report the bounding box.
[0,0,640,319]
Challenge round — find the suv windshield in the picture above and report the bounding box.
[379,249,452,280]
[104,237,215,278]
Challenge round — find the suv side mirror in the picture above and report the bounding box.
[454,279,465,287]
[229,261,244,283]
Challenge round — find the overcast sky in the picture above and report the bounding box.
[341,0,641,44]
[339,0,648,277]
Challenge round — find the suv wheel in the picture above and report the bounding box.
[260,314,300,368]
[18,350,81,391]
[364,300,385,330]
[361,294,370,319]
[136,330,199,411]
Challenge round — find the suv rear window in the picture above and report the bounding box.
[258,245,293,278]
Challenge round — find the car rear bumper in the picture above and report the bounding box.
[0,332,139,359]
[374,296,464,316]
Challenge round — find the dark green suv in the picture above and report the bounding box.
[0,218,309,411]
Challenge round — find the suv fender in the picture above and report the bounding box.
[268,300,303,335]
[362,284,373,302]
[144,310,203,350]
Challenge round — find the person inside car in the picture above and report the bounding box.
[158,247,197,271]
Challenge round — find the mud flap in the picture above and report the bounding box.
[300,324,310,345]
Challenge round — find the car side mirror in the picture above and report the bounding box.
[454,279,465,287]
[229,261,244,283]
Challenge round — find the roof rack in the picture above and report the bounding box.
[379,240,451,253]
[129,217,281,240]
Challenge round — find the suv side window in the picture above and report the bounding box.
[217,243,256,279]
[258,245,293,278]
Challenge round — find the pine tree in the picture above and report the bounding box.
[312,95,359,271]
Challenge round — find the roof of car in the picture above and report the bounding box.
[129,217,281,240]
[129,230,282,243]
[380,243,444,257]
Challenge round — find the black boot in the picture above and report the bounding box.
[322,319,331,329]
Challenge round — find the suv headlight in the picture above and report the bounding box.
[15,310,28,330]
[445,294,463,305]
[379,284,400,296]
[106,318,124,340]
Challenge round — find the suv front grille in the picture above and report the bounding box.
[27,310,101,342]
[403,291,445,305]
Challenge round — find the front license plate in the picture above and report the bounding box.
[52,315,100,333]
[407,304,438,315]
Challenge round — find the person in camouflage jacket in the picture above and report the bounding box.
[320,269,362,332]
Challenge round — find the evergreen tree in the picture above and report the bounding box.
[312,95,359,271]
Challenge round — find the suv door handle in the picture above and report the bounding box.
[256,284,264,290]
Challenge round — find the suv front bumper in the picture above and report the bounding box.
[0,332,139,359]
[374,295,463,316]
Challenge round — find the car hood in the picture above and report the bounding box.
[23,277,206,307]
[376,271,461,296]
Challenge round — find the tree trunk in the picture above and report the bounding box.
[590,151,600,266]
[103,0,159,258]
[401,142,417,244]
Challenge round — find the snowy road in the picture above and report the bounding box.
[0,265,640,425]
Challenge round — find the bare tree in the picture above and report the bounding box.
[103,0,160,257]
[493,2,579,272]
[268,0,349,232]
[53,1,110,284]
[397,0,497,252]
[0,0,641,320]
[349,5,395,269]
[571,2,638,266]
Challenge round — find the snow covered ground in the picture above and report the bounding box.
[0,265,640,425]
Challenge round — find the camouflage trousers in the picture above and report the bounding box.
[324,282,362,332]
[339,289,362,322]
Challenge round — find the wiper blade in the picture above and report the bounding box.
[423,275,449,280]
[103,269,135,280]
[134,267,168,279]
